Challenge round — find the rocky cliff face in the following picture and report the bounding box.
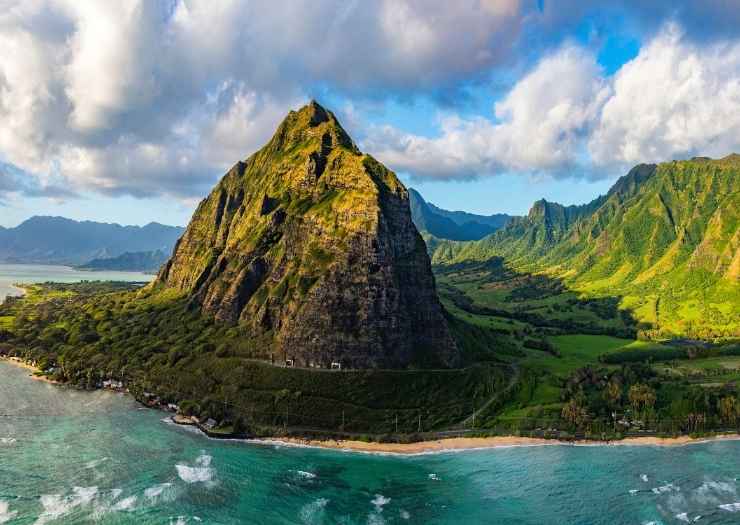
[156,101,458,369]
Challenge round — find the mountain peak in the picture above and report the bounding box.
[270,100,357,156]
[156,104,458,369]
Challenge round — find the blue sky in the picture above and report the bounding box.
[1,1,740,227]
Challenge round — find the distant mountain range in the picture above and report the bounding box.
[77,250,170,273]
[408,188,512,241]
[0,216,183,266]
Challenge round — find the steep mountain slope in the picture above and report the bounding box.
[0,217,183,265]
[433,156,739,338]
[156,101,458,369]
[408,188,511,241]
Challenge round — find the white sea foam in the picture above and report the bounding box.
[145,482,173,500]
[676,513,690,522]
[85,457,109,469]
[34,486,99,525]
[652,483,680,494]
[719,502,740,511]
[399,509,411,520]
[372,494,391,509]
[295,470,317,480]
[0,501,18,524]
[629,489,639,495]
[299,497,329,524]
[694,480,737,505]
[169,517,201,524]
[111,495,137,511]
[641,474,649,482]
[367,514,386,525]
[428,473,440,481]
[176,454,215,485]
[0,438,16,446]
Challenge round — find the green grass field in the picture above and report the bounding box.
[521,334,631,376]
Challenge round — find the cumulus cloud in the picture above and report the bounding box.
[589,24,740,166]
[0,0,526,200]
[1,1,740,201]
[368,24,740,180]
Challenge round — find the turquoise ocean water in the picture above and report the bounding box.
[3,360,740,524]
[0,264,153,303]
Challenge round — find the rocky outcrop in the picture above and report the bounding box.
[156,101,458,369]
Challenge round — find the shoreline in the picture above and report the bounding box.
[0,355,62,384]
[3,356,740,455]
[252,433,740,455]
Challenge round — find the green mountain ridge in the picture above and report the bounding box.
[432,156,740,339]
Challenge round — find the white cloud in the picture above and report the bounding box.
[0,0,525,200]
[365,45,608,179]
[367,24,740,180]
[589,24,740,165]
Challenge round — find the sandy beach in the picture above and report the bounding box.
[261,433,740,455]
[0,356,61,384]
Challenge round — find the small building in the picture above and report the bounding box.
[285,359,294,367]
[331,362,342,370]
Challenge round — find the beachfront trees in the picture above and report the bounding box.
[628,384,656,420]
[718,396,739,425]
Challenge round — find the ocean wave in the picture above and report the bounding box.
[641,474,649,482]
[0,438,16,446]
[372,494,391,509]
[295,470,317,480]
[84,457,109,469]
[111,495,137,512]
[299,497,329,524]
[652,483,680,494]
[176,453,216,485]
[170,516,203,524]
[399,509,411,520]
[428,473,440,481]
[694,480,737,505]
[35,486,98,525]
[145,482,174,501]
[0,501,18,524]
[719,502,740,511]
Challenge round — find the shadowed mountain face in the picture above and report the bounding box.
[156,101,458,369]
[0,217,183,266]
[408,188,511,241]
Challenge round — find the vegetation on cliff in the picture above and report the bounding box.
[156,101,458,369]
[431,156,740,340]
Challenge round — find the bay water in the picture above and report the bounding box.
[0,264,153,303]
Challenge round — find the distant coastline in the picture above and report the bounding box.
[1,284,27,305]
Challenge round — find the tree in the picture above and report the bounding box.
[718,396,738,425]
[603,379,622,408]
[562,398,589,428]
[628,384,656,420]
